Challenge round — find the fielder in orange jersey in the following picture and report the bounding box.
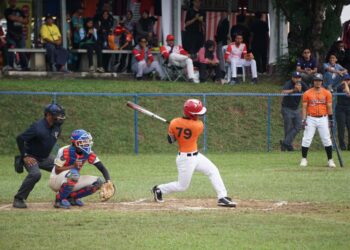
[300,73,336,168]
[152,99,236,207]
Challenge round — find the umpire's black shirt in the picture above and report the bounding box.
[336,85,350,109]
[281,80,309,110]
[16,118,61,160]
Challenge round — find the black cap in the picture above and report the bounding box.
[44,103,65,119]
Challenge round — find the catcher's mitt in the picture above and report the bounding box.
[99,181,116,202]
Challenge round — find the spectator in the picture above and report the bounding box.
[4,0,29,71]
[40,15,69,72]
[79,18,105,73]
[230,14,250,49]
[280,71,308,151]
[335,74,350,150]
[131,37,165,80]
[97,10,114,49]
[215,11,229,73]
[323,54,348,91]
[342,19,350,50]
[327,41,350,72]
[71,7,85,49]
[224,33,258,84]
[135,10,158,48]
[108,23,133,72]
[183,0,206,58]
[250,12,269,74]
[124,10,136,42]
[160,34,195,82]
[0,22,5,69]
[296,48,317,86]
[197,40,222,83]
[13,103,65,208]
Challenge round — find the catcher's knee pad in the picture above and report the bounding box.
[66,168,80,182]
[93,177,104,189]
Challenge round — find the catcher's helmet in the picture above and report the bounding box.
[44,103,65,119]
[312,73,323,81]
[71,129,93,154]
[183,99,206,120]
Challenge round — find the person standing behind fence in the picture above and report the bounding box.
[40,15,69,72]
[215,11,229,74]
[13,103,66,208]
[300,73,336,168]
[280,71,308,151]
[79,18,105,73]
[4,0,28,71]
[249,12,269,74]
[335,74,350,150]
[131,37,165,81]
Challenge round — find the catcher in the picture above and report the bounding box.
[49,129,115,208]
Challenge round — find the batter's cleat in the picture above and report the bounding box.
[218,197,237,207]
[68,198,84,206]
[152,186,164,203]
[328,159,336,168]
[300,158,308,167]
[13,198,27,209]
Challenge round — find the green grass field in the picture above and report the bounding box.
[1,152,350,250]
[1,78,350,249]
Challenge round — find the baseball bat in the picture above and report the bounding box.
[126,101,170,124]
[331,127,344,167]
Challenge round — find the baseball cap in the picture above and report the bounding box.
[292,71,301,78]
[166,34,175,41]
[313,73,323,81]
[342,73,350,81]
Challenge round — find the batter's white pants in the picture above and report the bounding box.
[132,60,165,79]
[169,53,195,79]
[48,170,98,192]
[158,152,228,199]
[301,116,332,147]
[229,58,257,78]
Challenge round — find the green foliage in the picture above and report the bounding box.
[321,8,342,50]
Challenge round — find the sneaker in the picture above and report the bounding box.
[217,197,237,207]
[13,198,27,208]
[280,140,286,152]
[96,67,105,73]
[251,78,258,84]
[152,186,163,202]
[89,66,95,72]
[59,199,71,209]
[68,197,84,206]
[328,159,336,168]
[229,78,237,85]
[136,77,143,81]
[300,158,308,167]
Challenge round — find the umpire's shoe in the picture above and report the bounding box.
[152,186,164,203]
[217,197,237,208]
[13,198,27,208]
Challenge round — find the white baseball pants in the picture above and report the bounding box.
[169,53,195,79]
[132,60,165,79]
[158,152,228,199]
[229,58,257,78]
[49,170,98,192]
[301,116,332,147]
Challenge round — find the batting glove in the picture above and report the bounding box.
[302,119,307,130]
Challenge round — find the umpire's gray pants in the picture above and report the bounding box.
[14,157,54,200]
[281,107,302,147]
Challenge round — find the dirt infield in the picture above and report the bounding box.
[1,198,348,213]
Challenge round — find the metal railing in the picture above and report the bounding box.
[0,91,344,154]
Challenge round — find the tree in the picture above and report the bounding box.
[274,0,349,68]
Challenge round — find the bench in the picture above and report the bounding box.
[8,48,46,71]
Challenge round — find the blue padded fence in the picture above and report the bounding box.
[0,91,344,154]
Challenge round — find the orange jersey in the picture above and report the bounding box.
[168,117,204,152]
[302,87,332,116]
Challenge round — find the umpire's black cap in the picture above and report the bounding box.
[44,103,66,119]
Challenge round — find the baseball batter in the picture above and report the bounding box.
[300,73,336,168]
[49,129,112,208]
[152,99,236,207]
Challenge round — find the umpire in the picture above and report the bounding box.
[13,103,65,208]
[280,71,308,151]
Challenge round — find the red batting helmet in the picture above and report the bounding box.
[166,34,175,41]
[183,99,206,120]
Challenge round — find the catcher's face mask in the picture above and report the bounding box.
[72,130,93,154]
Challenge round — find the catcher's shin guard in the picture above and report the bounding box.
[69,177,103,199]
[56,169,79,200]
